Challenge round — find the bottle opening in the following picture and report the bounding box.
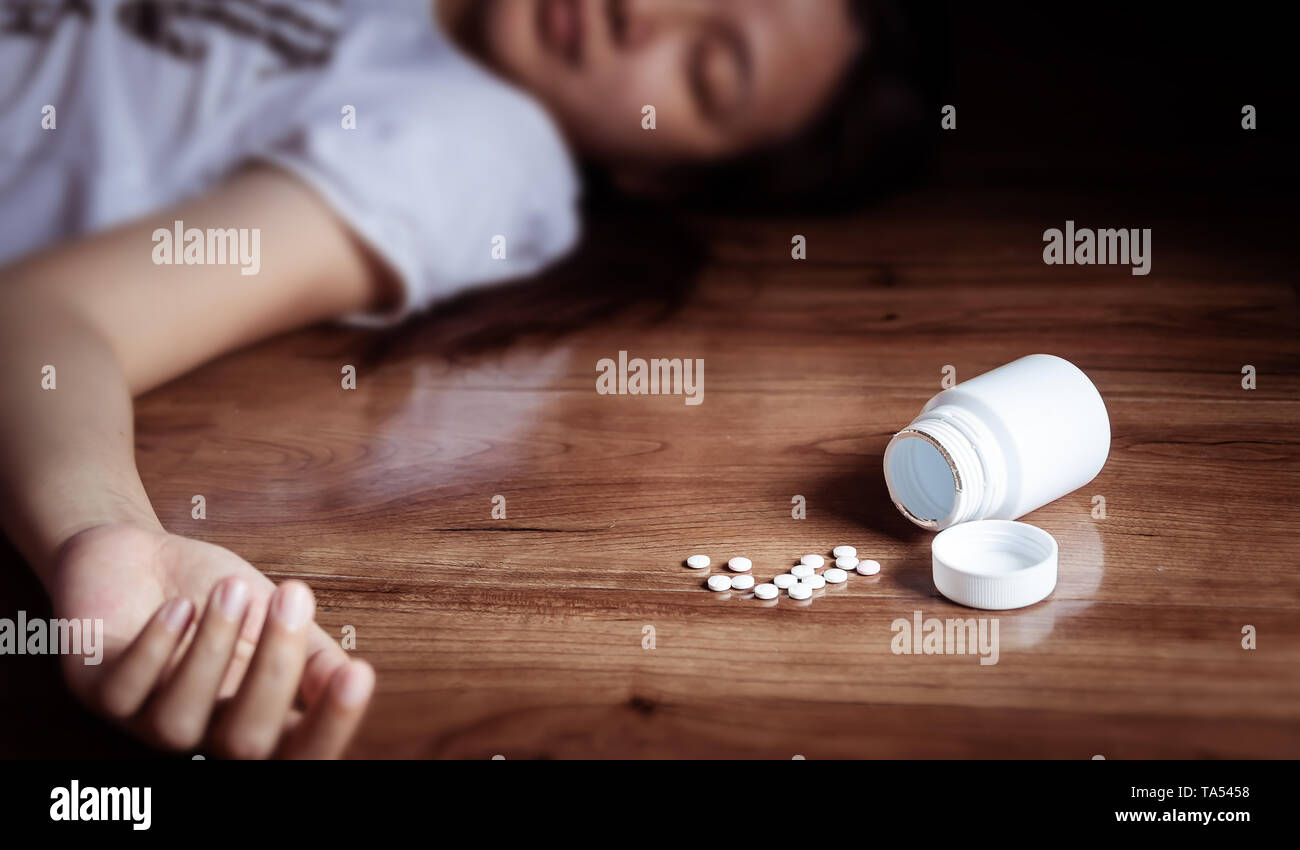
[884,432,957,527]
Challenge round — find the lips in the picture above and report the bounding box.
[538,0,583,67]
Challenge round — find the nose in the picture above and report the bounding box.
[612,0,716,49]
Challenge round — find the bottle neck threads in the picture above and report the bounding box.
[884,405,1005,530]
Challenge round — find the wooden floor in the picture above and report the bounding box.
[2,170,1298,759]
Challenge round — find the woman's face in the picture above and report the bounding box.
[466,0,861,168]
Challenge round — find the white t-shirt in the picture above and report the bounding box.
[0,0,581,324]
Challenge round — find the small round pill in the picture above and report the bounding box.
[791,564,814,579]
[800,554,824,569]
[834,555,858,570]
[731,574,755,591]
[856,559,881,576]
[707,574,733,591]
[801,574,826,590]
[788,584,812,600]
[773,573,797,589]
[754,583,779,600]
[832,546,857,559]
[824,568,849,584]
[686,554,711,569]
[727,557,753,573]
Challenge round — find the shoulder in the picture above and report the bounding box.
[323,8,580,211]
[260,6,584,319]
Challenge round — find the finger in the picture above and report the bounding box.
[212,581,314,760]
[214,592,270,700]
[299,623,349,708]
[97,597,194,720]
[278,660,374,759]
[143,577,250,750]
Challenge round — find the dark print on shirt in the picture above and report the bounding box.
[2,0,340,72]
[115,0,340,71]
[0,0,91,37]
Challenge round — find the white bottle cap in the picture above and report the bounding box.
[931,520,1058,610]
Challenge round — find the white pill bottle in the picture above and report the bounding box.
[883,355,1110,610]
[884,354,1110,530]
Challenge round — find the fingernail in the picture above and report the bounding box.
[217,579,249,622]
[333,662,374,708]
[161,598,192,632]
[271,583,313,631]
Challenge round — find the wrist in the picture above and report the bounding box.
[5,477,162,590]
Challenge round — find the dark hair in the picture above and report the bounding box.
[679,0,948,214]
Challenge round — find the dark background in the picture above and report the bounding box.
[938,2,1294,190]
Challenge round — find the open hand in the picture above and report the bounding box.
[48,522,374,758]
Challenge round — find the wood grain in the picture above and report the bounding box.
[2,179,1297,759]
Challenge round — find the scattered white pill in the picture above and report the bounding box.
[707,574,733,591]
[731,574,755,591]
[801,574,827,590]
[773,573,797,589]
[856,559,881,576]
[788,584,812,600]
[824,568,849,584]
[834,555,859,570]
[686,554,711,569]
[754,583,779,600]
[727,557,753,573]
[800,554,824,569]
[833,545,857,559]
[791,564,814,579]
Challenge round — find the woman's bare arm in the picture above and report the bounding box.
[0,165,390,578]
[0,167,386,758]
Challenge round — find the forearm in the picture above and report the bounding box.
[0,288,160,582]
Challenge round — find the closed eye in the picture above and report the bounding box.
[690,28,752,123]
